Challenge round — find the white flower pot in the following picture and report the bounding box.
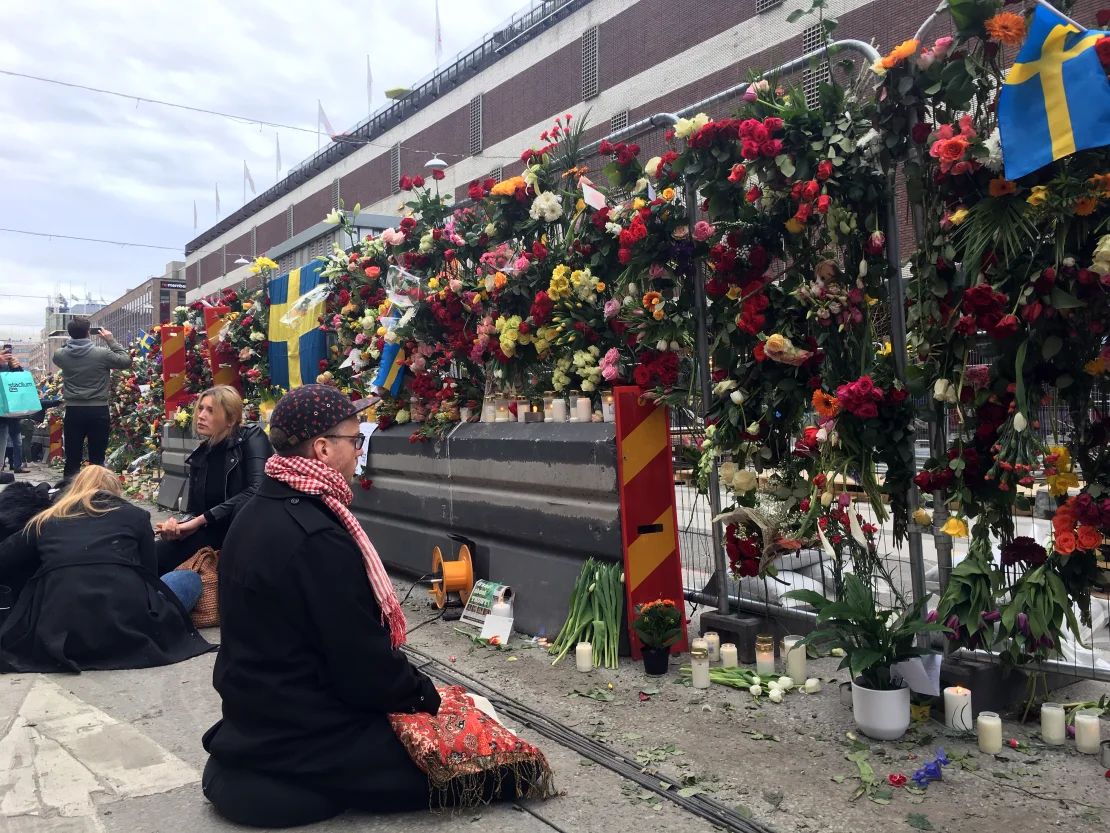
[851,678,910,741]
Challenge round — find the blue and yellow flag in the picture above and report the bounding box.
[268,258,327,390]
[137,329,156,356]
[999,4,1110,180]
[372,307,406,397]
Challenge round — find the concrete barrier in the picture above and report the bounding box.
[157,426,198,511]
[352,421,621,637]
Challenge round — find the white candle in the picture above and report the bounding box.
[460,406,472,422]
[490,601,512,618]
[482,403,496,423]
[1040,702,1066,745]
[943,686,973,732]
[976,711,1002,754]
[754,634,775,676]
[517,401,528,423]
[702,632,720,662]
[1075,709,1103,754]
[575,396,592,422]
[783,635,807,683]
[602,393,615,422]
[720,643,738,668]
[690,645,710,689]
[495,406,509,423]
[551,399,567,422]
[575,642,593,673]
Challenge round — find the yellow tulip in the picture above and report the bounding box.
[940,516,969,538]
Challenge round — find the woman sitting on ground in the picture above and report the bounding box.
[0,465,214,673]
[156,385,272,574]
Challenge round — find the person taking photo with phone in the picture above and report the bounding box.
[0,345,30,474]
[51,317,132,481]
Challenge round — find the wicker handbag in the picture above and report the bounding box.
[174,546,220,628]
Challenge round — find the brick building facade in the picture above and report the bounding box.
[185,0,1105,301]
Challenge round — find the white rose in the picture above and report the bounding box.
[719,462,738,482]
[749,684,762,697]
[804,678,822,694]
[605,222,623,237]
[644,156,663,181]
[768,689,784,704]
[933,378,957,404]
[713,379,738,396]
[732,469,757,493]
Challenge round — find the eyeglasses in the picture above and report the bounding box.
[323,433,366,450]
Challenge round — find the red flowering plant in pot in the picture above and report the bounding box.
[631,599,683,676]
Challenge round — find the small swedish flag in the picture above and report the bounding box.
[372,308,406,397]
[999,4,1110,180]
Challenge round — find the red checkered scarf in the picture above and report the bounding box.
[265,455,407,648]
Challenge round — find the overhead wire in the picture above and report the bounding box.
[0,227,181,251]
[0,68,523,161]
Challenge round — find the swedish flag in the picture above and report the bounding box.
[268,258,327,390]
[999,4,1110,181]
[138,329,156,356]
[372,307,406,397]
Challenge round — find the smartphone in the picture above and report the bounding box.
[89,327,103,335]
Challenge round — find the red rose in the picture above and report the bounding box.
[431,169,445,180]
[888,774,908,788]
[763,117,784,132]
[728,163,747,183]
[746,185,762,204]
[753,342,766,362]
[816,160,833,181]
[400,216,417,231]
[803,180,820,201]
[991,314,1020,339]
[794,203,812,222]
[760,139,784,158]
[443,249,456,262]
[468,181,484,200]
[816,195,831,214]
[398,174,413,191]
[741,140,761,159]
[412,175,425,188]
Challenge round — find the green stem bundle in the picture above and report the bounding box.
[549,558,624,669]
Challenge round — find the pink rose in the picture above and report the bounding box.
[693,220,716,242]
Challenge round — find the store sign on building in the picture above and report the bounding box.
[161,281,186,290]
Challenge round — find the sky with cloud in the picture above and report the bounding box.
[0,0,524,341]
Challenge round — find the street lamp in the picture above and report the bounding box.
[424,155,447,176]
[233,257,251,266]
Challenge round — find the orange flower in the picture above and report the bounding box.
[642,291,663,309]
[1055,530,1077,556]
[812,389,841,419]
[934,136,970,164]
[880,38,920,70]
[985,12,1027,47]
[489,176,526,197]
[493,271,508,290]
[1077,525,1103,551]
[1089,173,1110,194]
[1074,196,1099,216]
[988,178,1017,197]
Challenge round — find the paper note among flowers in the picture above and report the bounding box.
[890,654,942,696]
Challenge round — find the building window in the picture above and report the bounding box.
[804,64,831,109]
[468,95,483,156]
[487,165,504,184]
[581,26,600,100]
[609,110,629,134]
[802,24,824,55]
[756,0,784,13]
[331,177,340,209]
[250,227,257,258]
[286,205,294,238]
[390,143,401,194]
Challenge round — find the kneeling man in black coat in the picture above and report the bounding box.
[202,385,441,827]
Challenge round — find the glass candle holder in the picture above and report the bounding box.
[754,634,775,675]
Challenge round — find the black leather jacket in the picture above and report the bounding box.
[185,424,273,526]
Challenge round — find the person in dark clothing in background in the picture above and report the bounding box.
[0,465,214,673]
[155,385,272,574]
[51,317,132,479]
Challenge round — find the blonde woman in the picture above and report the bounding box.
[155,385,272,573]
[0,466,213,673]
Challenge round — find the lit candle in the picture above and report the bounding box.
[783,635,807,683]
[551,398,567,422]
[575,642,593,673]
[1074,708,1103,754]
[482,403,496,422]
[720,643,738,668]
[1040,702,1066,745]
[690,644,710,689]
[495,406,509,423]
[490,601,512,618]
[602,393,615,422]
[754,634,775,676]
[702,632,720,662]
[976,711,1002,754]
[943,686,973,732]
[575,396,592,422]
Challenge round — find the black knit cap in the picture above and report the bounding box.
[268,385,372,451]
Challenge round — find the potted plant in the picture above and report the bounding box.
[784,575,947,740]
[632,599,683,676]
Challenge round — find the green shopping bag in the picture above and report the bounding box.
[0,371,43,417]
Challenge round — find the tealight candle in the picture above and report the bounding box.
[943,685,973,732]
[1040,702,1066,745]
[490,601,512,618]
[575,396,592,423]
[976,711,1002,754]
[702,632,720,662]
[495,405,509,423]
[754,634,775,676]
[551,398,567,422]
[602,393,615,422]
[575,642,593,673]
[720,643,738,668]
[1075,708,1103,754]
[783,635,807,683]
[690,644,710,689]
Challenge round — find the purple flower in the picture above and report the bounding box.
[1067,724,1076,739]
[982,610,1001,623]
[603,298,621,320]
[742,86,758,103]
[1001,536,1047,567]
[1017,612,1031,637]
[925,609,938,623]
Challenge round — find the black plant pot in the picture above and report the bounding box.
[642,647,670,676]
